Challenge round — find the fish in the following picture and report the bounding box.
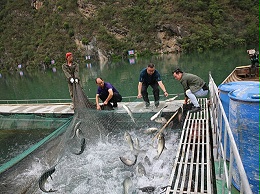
[38,166,58,193]
[75,128,83,139]
[134,137,140,150]
[70,121,81,139]
[143,127,159,134]
[119,155,138,166]
[122,104,136,124]
[150,105,168,121]
[138,186,156,193]
[154,117,167,125]
[136,162,146,176]
[144,155,152,166]
[165,95,179,102]
[157,133,166,158]
[123,176,132,194]
[124,131,134,151]
[73,137,86,155]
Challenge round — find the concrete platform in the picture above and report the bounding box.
[0,100,183,114]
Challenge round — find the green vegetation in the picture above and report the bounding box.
[0,0,258,71]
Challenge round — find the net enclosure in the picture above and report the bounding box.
[0,82,183,194]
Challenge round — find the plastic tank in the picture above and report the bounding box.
[218,81,259,119]
[218,81,259,160]
[228,86,259,194]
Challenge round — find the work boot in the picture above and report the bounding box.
[145,102,150,108]
[155,101,159,108]
[189,106,201,113]
[113,102,118,108]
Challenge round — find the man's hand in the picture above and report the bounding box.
[75,78,79,83]
[70,78,74,83]
[137,94,142,98]
[164,91,169,97]
[96,104,101,110]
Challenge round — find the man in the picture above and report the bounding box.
[247,49,259,77]
[172,68,208,113]
[95,77,122,110]
[62,52,80,109]
[137,63,168,108]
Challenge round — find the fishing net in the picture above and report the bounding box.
[0,83,184,194]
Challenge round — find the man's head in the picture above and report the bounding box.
[66,52,73,61]
[247,49,256,58]
[146,63,155,75]
[172,68,183,80]
[95,77,104,88]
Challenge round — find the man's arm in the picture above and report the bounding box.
[62,64,71,79]
[104,89,114,104]
[137,82,142,98]
[158,81,168,97]
[74,63,80,79]
[96,94,101,110]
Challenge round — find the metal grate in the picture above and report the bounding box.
[166,98,213,194]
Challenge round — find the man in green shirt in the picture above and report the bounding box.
[172,68,208,113]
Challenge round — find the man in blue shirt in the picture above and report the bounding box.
[95,77,122,110]
[137,63,168,108]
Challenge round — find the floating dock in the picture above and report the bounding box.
[0,100,183,115]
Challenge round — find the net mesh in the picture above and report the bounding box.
[0,83,183,194]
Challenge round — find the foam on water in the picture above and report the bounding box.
[41,127,180,194]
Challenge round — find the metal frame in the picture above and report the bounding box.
[166,98,213,193]
[208,73,252,194]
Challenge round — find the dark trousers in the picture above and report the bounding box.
[99,93,122,105]
[141,82,159,103]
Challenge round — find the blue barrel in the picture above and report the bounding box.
[218,81,259,160]
[228,86,259,194]
[218,81,259,119]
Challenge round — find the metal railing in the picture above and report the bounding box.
[208,73,252,194]
[0,93,184,104]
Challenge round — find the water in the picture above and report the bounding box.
[0,47,252,193]
[47,128,179,194]
[0,47,250,101]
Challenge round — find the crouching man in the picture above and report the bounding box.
[95,77,122,110]
[172,68,208,113]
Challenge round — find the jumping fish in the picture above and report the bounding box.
[143,127,159,134]
[154,117,167,125]
[165,95,179,102]
[124,131,134,151]
[73,137,86,155]
[138,186,156,193]
[136,162,146,176]
[75,128,83,139]
[157,133,166,158]
[134,137,140,150]
[119,155,138,166]
[38,166,57,193]
[150,105,168,121]
[70,121,81,139]
[123,176,132,194]
[144,155,152,166]
[122,104,136,124]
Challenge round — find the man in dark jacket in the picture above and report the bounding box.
[172,68,208,113]
[137,63,168,108]
[62,52,80,109]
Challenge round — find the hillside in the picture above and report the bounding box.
[0,0,258,71]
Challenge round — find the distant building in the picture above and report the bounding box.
[128,50,134,55]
